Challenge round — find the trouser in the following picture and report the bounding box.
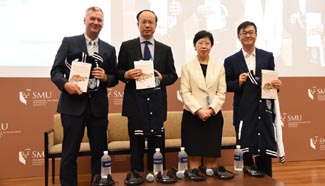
[128,130,165,172]
[244,152,272,177]
[60,107,108,186]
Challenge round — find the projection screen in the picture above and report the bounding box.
[0,0,324,77]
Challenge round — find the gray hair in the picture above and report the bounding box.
[85,6,103,17]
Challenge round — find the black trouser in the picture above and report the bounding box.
[60,106,108,186]
[244,152,272,177]
[128,128,164,172]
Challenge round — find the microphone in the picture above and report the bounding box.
[170,167,184,179]
[199,165,214,176]
[145,172,154,182]
[176,171,184,179]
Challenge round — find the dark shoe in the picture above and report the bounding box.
[213,166,235,180]
[243,165,265,178]
[92,174,115,186]
[156,170,177,184]
[184,169,206,182]
[124,171,145,186]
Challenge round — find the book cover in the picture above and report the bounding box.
[134,60,155,90]
[68,60,91,92]
[261,69,278,99]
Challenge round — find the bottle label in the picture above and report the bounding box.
[234,155,241,161]
[179,157,188,163]
[153,158,163,164]
[102,160,111,167]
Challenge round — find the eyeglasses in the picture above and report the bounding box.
[239,31,256,36]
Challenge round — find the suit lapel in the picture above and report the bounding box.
[205,60,216,89]
[255,48,262,77]
[127,38,144,69]
[133,38,142,61]
[191,58,207,91]
[98,39,104,57]
[153,40,160,68]
[78,35,88,54]
[98,39,104,55]
[236,50,249,72]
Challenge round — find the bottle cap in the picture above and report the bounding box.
[180,147,185,151]
[104,151,108,155]
[236,145,241,149]
[155,148,160,152]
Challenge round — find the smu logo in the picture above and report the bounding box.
[19,88,56,106]
[0,122,9,138]
[19,89,31,105]
[308,86,325,101]
[18,149,31,165]
[281,112,311,128]
[18,148,44,166]
[310,136,325,151]
[0,122,21,139]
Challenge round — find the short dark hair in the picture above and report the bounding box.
[136,9,158,23]
[237,21,257,36]
[193,30,214,46]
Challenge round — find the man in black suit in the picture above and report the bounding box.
[51,6,118,186]
[117,9,178,172]
[224,21,283,177]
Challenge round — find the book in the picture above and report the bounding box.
[261,70,278,99]
[134,60,155,90]
[68,59,91,92]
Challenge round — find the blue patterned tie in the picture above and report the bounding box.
[143,41,152,60]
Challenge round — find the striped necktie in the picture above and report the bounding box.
[89,41,95,56]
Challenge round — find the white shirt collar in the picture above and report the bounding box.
[242,48,256,58]
[139,36,154,45]
[84,33,99,45]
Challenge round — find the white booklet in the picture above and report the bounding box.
[68,59,91,92]
[261,70,278,99]
[134,60,155,90]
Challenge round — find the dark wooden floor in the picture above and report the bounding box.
[0,160,324,186]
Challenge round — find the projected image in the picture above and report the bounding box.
[118,0,325,77]
[0,0,324,77]
[0,0,111,71]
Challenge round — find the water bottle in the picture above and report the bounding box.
[153,148,163,176]
[101,151,111,178]
[178,147,188,172]
[234,145,243,171]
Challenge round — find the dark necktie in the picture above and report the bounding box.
[143,41,152,60]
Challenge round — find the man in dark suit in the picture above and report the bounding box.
[224,21,282,177]
[117,9,178,172]
[51,6,118,186]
